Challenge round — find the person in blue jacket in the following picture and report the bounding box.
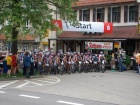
[23,52,31,78]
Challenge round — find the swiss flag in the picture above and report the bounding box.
[52,20,63,30]
[104,22,113,34]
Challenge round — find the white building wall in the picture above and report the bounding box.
[77,10,79,20]
[121,5,124,23]
[76,4,138,26]
[39,4,58,51]
[104,7,108,22]
[90,9,93,22]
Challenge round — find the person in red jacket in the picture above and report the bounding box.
[11,53,17,77]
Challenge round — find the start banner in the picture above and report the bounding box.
[52,20,113,34]
[85,42,113,50]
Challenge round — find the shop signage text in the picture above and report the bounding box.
[52,20,113,34]
[75,23,92,29]
[85,42,113,50]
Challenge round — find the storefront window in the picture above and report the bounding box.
[122,41,135,56]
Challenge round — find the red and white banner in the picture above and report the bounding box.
[52,20,113,34]
[85,42,113,50]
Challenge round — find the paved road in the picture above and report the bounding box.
[0,76,60,89]
[18,70,140,105]
[0,89,117,105]
[0,70,140,105]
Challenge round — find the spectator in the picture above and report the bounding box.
[134,51,139,73]
[11,53,17,77]
[6,53,12,77]
[30,53,35,76]
[136,51,140,74]
[117,48,123,72]
[23,52,31,78]
[37,57,43,75]
[0,53,5,77]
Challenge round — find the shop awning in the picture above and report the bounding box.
[57,26,140,40]
[48,38,126,41]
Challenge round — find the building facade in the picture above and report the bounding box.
[49,0,140,56]
[0,4,59,53]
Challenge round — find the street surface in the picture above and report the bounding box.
[0,70,140,105]
[0,76,60,89]
[0,89,117,105]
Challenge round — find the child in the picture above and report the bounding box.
[6,53,12,77]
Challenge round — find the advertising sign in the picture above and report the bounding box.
[52,20,113,34]
[114,42,120,48]
[85,42,113,50]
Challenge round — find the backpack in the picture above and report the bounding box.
[94,56,98,61]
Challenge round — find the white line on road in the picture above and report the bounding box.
[0,91,6,93]
[23,80,43,86]
[19,94,40,99]
[0,80,19,89]
[29,81,43,86]
[44,78,59,81]
[57,101,84,105]
[15,81,30,88]
[34,77,60,83]
[35,79,55,84]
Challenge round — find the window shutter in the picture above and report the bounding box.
[124,6,128,22]
[93,9,96,22]
[117,6,121,23]
[108,7,111,22]
[101,8,105,22]
[135,5,138,22]
[79,10,82,21]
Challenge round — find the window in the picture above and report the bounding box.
[93,8,104,22]
[112,7,119,22]
[22,45,28,51]
[108,7,121,23]
[79,9,90,21]
[96,8,104,22]
[124,5,138,22]
[97,9,102,21]
[129,6,137,22]
[74,10,77,19]
[33,45,38,50]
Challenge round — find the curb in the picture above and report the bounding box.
[0,75,45,81]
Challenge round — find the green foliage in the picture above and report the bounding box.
[106,55,112,61]
[0,0,79,41]
[124,55,131,66]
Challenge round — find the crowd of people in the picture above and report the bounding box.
[0,48,139,79]
[0,52,17,78]
[0,49,106,78]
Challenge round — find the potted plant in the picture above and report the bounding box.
[124,55,131,70]
[106,55,112,64]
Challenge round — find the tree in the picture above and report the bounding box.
[0,0,78,53]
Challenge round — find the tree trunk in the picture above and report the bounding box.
[11,27,18,54]
[11,0,19,54]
